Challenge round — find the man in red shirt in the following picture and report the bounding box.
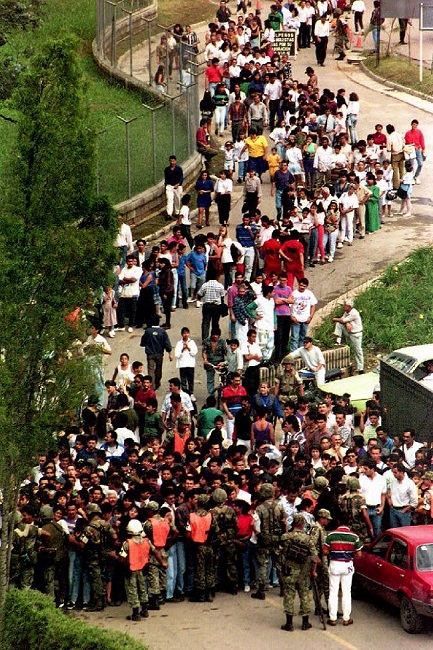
[404,119,425,184]
[134,374,156,435]
[221,372,247,441]
[205,58,224,96]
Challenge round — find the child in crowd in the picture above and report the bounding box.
[233,132,249,183]
[267,146,282,181]
[102,285,118,338]
[177,194,193,248]
[221,141,235,179]
[398,160,415,217]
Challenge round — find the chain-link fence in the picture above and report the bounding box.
[94,0,203,203]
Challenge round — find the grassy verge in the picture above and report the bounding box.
[0,0,208,204]
[314,248,433,357]
[364,53,433,96]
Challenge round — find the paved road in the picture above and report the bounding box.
[81,587,433,650]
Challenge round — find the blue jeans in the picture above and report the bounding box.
[414,148,423,178]
[238,160,247,180]
[68,550,90,605]
[371,26,380,52]
[177,274,188,307]
[166,544,178,599]
[367,507,382,538]
[290,321,309,352]
[275,187,284,216]
[389,507,411,528]
[347,114,358,144]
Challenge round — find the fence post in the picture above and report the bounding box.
[117,116,139,198]
[142,102,165,185]
[142,16,155,86]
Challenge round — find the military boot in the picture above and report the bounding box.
[147,594,161,610]
[140,604,149,618]
[302,615,312,630]
[205,589,214,602]
[189,590,205,602]
[251,585,265,600]
[126,607,141,622]
[281,614,294,631]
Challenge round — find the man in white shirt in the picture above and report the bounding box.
[339,184,359,245]
[174,326,198,397]
[314,13,330,66]
[314,136,333,188]
[242,328,262,395]
[263,74,282,131]
[359,457,386,537]
[332,297,364,372]
[387,462,419,527]
[114,214,133,268]
[402,429,424,469]
[289,336,325,386]
[289,277,317,351]
[116,254,142,332]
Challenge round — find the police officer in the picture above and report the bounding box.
[252,483,286,601]
[188,494,214,603]
[11,507,39,589]
[280,513,318,631]
[210,488,238,594]
[81,503,117,612]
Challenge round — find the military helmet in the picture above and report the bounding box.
[40,505,54,521]
[87,503,102,515]
[260,483,275,498]
[197,494,210,506]
[146,501,160,512]
[316,508,332,520]
[212,488,227,504]
[314,476,329,489]
[292,514,305,527]
[127,519,144,536]
[347,477,360,491]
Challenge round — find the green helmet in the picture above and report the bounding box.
[87,503,102,515]
[212,488,227,504]
[260,483,275,498]
[146,501,160,512]
[347,477,360,491]
[40,505,54,521]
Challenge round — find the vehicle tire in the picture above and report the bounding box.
[400,596,424,634]
[351,575,361,601]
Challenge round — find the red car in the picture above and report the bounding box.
[353,526,433,633]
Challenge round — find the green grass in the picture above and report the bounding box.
[364,53,433,97]
[314,248,433,356]
[0,0,195,204]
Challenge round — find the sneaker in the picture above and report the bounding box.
[187,297,195,303]
[66,601,75,610]
[108,331,115,338]
[328,256,333,262]
[127,327,133,333]
[196,300,203,308]
[115,327,125,332]
[244,585,251,593]
[171,306,176,311]
[337,242,344,249]
[402,213,411,217]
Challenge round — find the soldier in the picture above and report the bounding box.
[310,508,331,616]
[252,483,286,601]
[81,503,117,612]
[275,358,304,407]
[339,477,374,543]
[38,505,69,608]
[188,494,214,603]
[280,513,318,632]
[10,507,39,589]
[143,501,174,610]
[210,488,238,594]
[119,519,152,621]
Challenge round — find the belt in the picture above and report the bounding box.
[366,504,380,508]
[392,505,409,510]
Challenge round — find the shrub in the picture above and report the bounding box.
[1,589,146,650]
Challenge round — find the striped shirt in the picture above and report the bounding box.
[323,526,362,562]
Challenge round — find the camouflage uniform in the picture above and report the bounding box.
[10,520,39,589]
[211,501,238,592]
[310,521,329,607]
[39,517,69,606]
[120,540,151,611]
[339,492,370,542]
[276,368,303,406]
[82,512,116,610]
[255,501,284,593]
[280,527,316,616]
[143,516,172,598]
[188,499,215,602]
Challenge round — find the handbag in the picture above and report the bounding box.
[396,186,408,199]
[385,189,397,201]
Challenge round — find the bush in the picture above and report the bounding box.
[1,589,147,650]
[313,247,433,356]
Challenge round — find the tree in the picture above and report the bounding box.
[0,37,117,614]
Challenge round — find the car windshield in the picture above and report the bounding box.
[416,544,433,571]
[385,353,416,374]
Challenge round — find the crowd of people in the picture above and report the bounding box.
[7,0,430,638]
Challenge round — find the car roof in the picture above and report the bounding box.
[389,345,433,362]
[386,525,433,545]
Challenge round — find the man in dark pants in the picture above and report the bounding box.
[140,314,173,389]
[198,271,226,342]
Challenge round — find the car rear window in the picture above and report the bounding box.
[416,544,433,571]
[385,353,416,374]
